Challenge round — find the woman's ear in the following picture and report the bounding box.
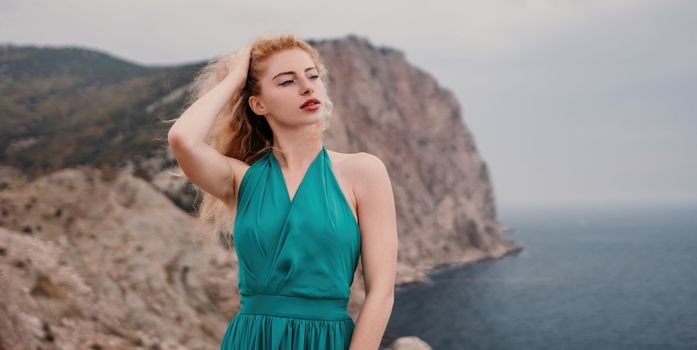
[248,95,265,116]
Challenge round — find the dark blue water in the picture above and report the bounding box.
[383,202,697,350]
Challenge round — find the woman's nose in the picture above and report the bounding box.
[299,77,314,94]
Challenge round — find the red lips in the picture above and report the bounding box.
[300,98,320,108]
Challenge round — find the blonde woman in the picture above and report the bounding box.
[167,34,398,349]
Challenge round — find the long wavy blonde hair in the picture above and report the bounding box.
[167,34,335,247]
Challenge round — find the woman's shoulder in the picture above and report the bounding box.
[328,148,383,168]
[327,149,389,189]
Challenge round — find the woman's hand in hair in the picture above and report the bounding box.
[217,45,252,85]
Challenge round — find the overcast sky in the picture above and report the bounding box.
[1,0,695,207]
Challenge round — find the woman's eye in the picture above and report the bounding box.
[280,75,318,86]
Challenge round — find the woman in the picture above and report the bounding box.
[167,34,398,350]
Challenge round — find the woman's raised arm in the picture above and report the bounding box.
[167,46,251,205]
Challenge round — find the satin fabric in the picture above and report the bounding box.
[220,145,361,350]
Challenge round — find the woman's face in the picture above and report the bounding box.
[249,48,327,127]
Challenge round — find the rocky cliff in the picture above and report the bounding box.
[0,34,521,349]
[311,35,521,284]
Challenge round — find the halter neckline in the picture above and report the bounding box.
[268,145,326,204]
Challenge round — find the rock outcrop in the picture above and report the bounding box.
[0,167,238,349]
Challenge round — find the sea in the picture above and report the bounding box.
[381,202,697,350]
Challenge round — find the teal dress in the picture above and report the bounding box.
[220,145,362,349]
